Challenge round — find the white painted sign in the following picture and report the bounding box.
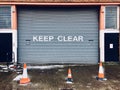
[33,36,54,42]
[109,44,113,49]
[33,35,84,42]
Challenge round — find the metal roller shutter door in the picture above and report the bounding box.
[18,7,99,64]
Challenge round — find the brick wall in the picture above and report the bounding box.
[0,0,120,3]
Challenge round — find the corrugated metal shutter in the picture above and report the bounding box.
[18,7,98,64]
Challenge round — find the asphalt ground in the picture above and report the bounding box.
[0,63,120,90]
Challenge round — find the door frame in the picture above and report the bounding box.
[104,30,119,62]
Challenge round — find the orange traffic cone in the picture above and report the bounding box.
[20,63,30,84]
[66,68,73,84]
[96,62,107,81]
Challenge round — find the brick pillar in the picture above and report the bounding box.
[99,5,105,62]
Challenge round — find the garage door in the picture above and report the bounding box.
[18,6,99,64]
